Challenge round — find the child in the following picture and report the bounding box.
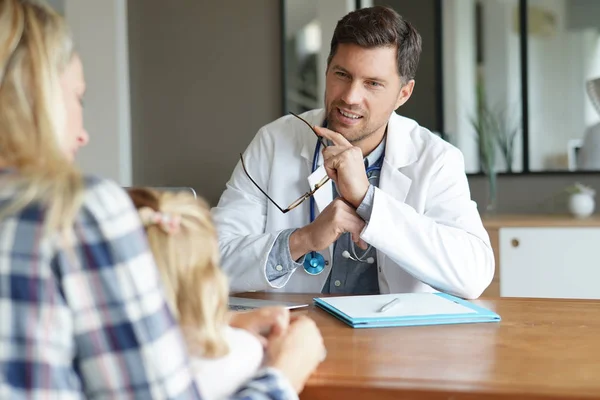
[127,188,265,399]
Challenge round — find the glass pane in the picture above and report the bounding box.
[443,0,523,173]
[527,0,600,171]
[283,0,356,115]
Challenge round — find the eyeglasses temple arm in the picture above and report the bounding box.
[289,111,328,149]
[239,154,288,214]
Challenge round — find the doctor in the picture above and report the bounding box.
[212,6,494,299]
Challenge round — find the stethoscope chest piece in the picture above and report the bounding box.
[303,252,325,275]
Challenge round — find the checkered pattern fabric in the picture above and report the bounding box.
[0,174,296,400]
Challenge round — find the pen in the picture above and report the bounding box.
[378,297,401,313]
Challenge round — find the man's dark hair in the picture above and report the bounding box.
[327,6,422,83]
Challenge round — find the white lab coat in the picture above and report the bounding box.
[212,109,494,299]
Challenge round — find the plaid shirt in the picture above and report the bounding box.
[0,174,297,400]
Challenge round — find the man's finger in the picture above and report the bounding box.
[338,208,366,240]
[349,231,367,250]
[325,164,338,181]
[323,153,341,174]
[323,147,364,172]
[314,125,352,147]
[322,145,347,161]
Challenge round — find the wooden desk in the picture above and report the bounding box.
[237,292,600,399]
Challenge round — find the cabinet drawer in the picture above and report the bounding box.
[499,227,600,299]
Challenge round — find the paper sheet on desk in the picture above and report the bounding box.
[322,293,476,319]
[313,293,500,328]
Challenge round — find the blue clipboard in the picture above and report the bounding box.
[314,293,501,329]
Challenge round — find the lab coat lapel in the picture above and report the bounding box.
[379,113,418,202]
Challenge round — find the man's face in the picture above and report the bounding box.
[324,43,413,144]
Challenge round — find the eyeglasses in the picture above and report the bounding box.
[239,112,330,214]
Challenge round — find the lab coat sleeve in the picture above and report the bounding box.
[211,128,297,292]
[265,228,306,282]
[356,184,376,221]
[361,147,494,299]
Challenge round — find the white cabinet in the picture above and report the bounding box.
[499,227,600,299]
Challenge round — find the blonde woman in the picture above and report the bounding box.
[0,0,323,398]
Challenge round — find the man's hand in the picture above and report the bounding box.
[315,125,370,208]
[289,198,368,260]
[229,306,290,346]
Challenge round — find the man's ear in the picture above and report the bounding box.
[394,79,415,109]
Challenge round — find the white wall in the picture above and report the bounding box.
[64,0,132,185]
[128,0,282,205]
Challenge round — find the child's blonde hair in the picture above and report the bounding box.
[128,188,229,358]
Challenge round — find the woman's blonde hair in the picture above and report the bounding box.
[0,0,82,231]
[128,188,230,358]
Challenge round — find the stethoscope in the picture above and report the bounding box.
[303,136,384,275]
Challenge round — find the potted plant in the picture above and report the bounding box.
[471,80,521,212]
[471,82,498,212]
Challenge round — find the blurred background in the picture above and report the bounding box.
[43,0,600,299]
[49,0,600,212]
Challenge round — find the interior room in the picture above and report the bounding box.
[9,0,600,398]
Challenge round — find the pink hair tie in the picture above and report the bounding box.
[139,207,181,234]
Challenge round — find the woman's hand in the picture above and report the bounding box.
[265,315,326,393]
[228,306,290,346]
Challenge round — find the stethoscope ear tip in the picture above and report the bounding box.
[341,249,375,264]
